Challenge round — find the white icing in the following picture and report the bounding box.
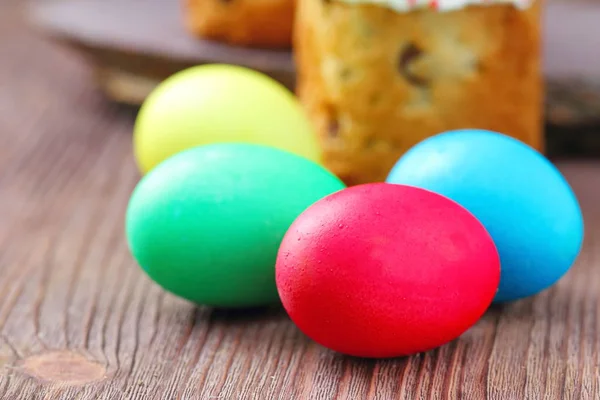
[334,0,532,12]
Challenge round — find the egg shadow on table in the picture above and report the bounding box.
[327,350,410,366]
[482,300,532,318]
[203,303,289,327]
[116,102,141,118]
[485,289,559,321]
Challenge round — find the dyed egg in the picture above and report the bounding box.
[126,143,345,308]
[276,183,500,358]
[133,64,321,174]
[386,129,584,303]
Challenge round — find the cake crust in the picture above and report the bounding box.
[295,0,543,185]
[184,0,296,48]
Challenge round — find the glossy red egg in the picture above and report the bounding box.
[276,183,500,358]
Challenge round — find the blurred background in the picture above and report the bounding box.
[5,0,600,157]
[0,0,596,156]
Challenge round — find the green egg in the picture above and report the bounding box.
[125,143,345,308]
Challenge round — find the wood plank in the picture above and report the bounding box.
[2,2,600,398]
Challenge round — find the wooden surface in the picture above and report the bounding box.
[3,2,600,399]
[28,0,600,128]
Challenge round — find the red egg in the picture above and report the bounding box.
[276,183,500,358]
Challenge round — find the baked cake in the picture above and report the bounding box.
[294,0,543,185]
[184,0,296,48]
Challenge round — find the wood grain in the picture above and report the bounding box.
[2,2,600,399]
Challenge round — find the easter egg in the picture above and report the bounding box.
[132,64,321,174]
[386,129,584,303]
[276,183,500,358]
[125,143,345,308]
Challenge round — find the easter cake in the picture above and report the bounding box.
[294,0,543,185]
[183,0,296,48]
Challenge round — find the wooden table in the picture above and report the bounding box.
[2,2,600,399]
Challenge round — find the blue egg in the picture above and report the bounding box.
[386,129,584,303]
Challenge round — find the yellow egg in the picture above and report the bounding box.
[133,64,322,174]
